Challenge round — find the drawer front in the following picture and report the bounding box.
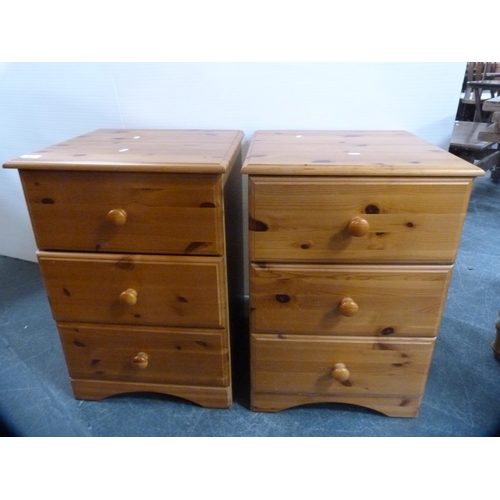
[21,170,224,255]
[249,177,472,263]
[59,323,229,387]
[251,264,452,337]
[252,334,435,398]
[38,252,227,328]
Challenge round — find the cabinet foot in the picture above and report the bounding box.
[71,379,232,408]
[251,392,422,418]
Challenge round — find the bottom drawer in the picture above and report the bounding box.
[58,323,230,387]
[252,333,435,400]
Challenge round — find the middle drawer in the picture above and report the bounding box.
[38,252,227,328]
[250,263,452,337]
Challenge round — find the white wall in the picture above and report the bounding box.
[0,62,465,262]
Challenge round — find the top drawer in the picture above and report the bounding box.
[20,170,224,255]
[249,177,473,263]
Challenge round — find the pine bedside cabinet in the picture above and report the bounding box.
[241,130,483,417]
[4,129,243,409]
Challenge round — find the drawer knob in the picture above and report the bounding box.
[107,208,127,226]
[339,297,359,317]
[332,363,350,382]
[132,352,149,369]
[119,288,138,306]
[347,216,369,237]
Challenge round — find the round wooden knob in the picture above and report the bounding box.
[332,363,350,382]
[339,297,359,317]
[347,216,369,237]
[132,352,148,369]
[119,288,137,306]
[106,208,127,226]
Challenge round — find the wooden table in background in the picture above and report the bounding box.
[478,97,500,183]
[449,121,500,182]
[467,80,500,121]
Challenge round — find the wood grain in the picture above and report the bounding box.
[251,333,435,416]
[241,130,484,177]
[4,129,244,174]
[58,322,229,387]
[5,128,243,407]
[38,252,227,328]
[250,264,452,336]
[21,170,224,255]
[71,379,232,408]
[249,177,473,263]
[243,130,481,417]
[250,392,422,417]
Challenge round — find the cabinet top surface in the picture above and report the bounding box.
[3,129,244,173]
[241,130,484,177]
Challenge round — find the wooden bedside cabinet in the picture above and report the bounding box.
[4,129,243,408]
[241,130,483,417]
